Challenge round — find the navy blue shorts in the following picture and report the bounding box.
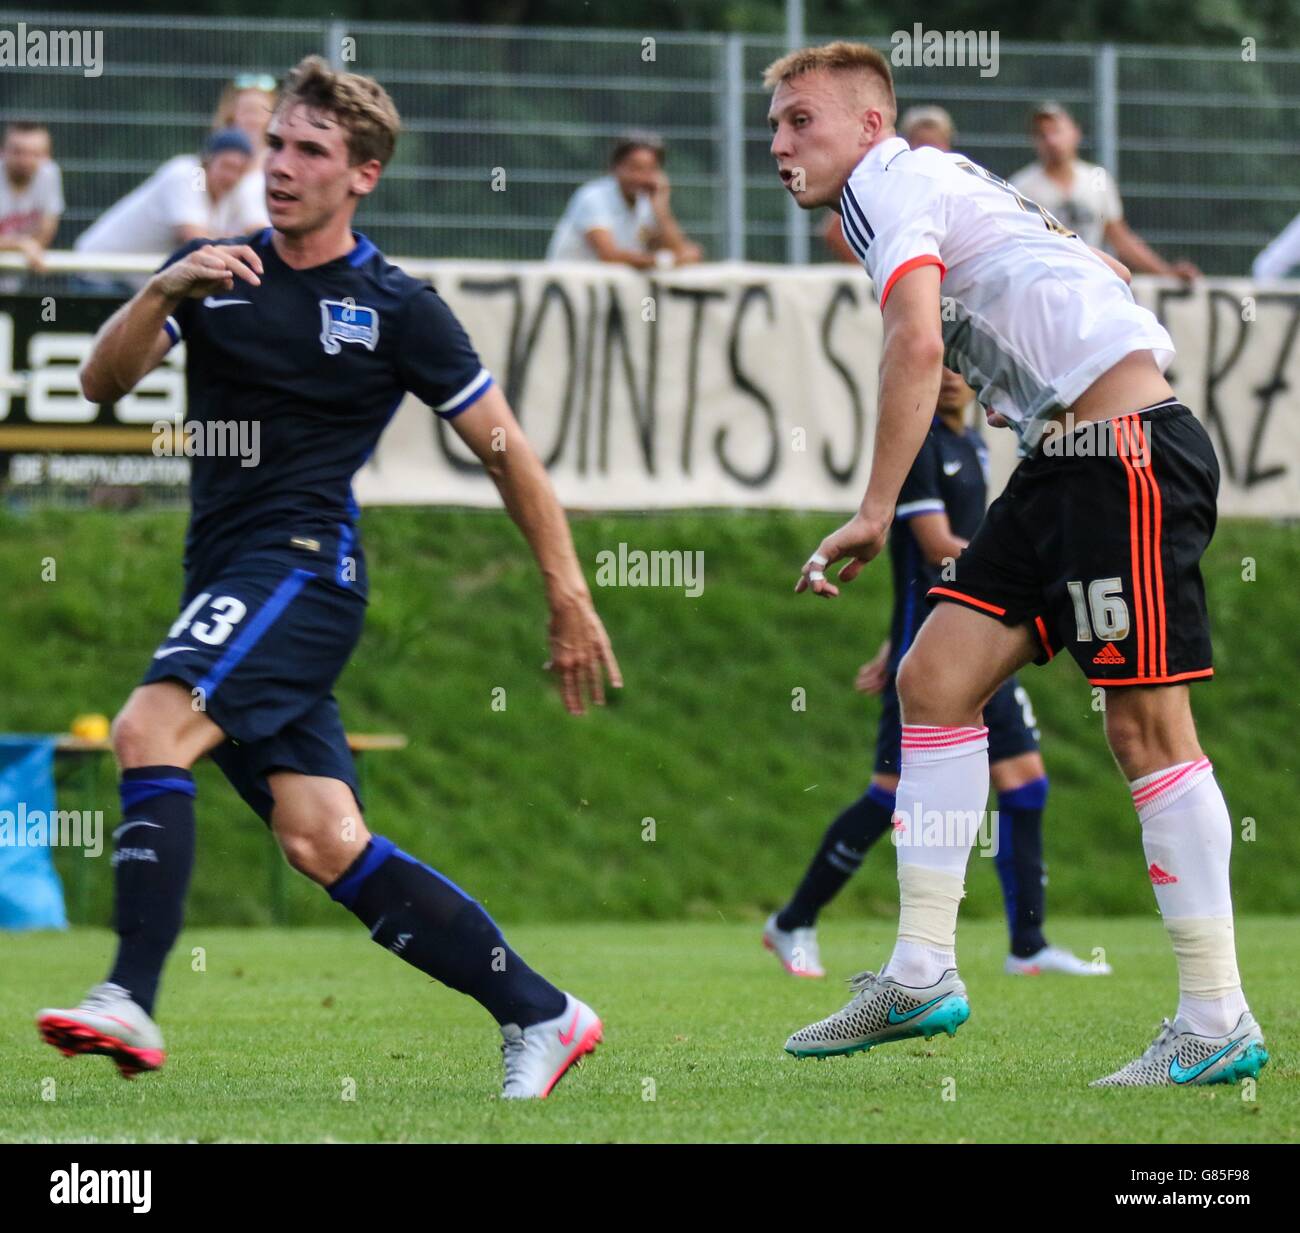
[141,549,366,822]
[873,672,1040,776]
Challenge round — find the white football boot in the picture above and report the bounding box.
[1091,1012,1267,1087]
[762,913,825,978]
[500,992,602,1099]
[37,981,165,1079]
[784,968,970,1058]
[1006,945,1112,976]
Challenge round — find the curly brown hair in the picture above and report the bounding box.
[277,55,401,167]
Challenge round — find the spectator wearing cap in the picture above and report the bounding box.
[0,121,64,273]
[547,133,702,267]
[75,128,254,258]
[1010,101,1200,281]
[210,74,276,237]
[823,105,954,263]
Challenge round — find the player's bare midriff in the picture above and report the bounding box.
[1057,348,1177,427]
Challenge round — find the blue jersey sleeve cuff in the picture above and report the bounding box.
[434,368,493,419]
[163,316,182,346]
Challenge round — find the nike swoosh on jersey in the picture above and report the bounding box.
[943,460,963,475]
[203,297,252,308]
[886,993,950,1025]
[1167,1037,1248,1084]
[152,646,194,659]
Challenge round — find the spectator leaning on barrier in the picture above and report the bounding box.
[0,121,64,273]
[824,105,953,263]
[75,128,254,259]
[209,74,276,237]
[547,132,702,267]
[1010,101,1200,282]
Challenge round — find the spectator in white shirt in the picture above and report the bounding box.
[548,133,702,267]
[1010,101,1200,282]
[209,75,276,237]
[0,122,64,272]
[1252,211,1300,280]
[75,128,253,257]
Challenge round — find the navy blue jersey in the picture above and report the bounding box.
[160,230,492,596]
[886,417,989,671]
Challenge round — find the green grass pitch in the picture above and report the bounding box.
[3,918,1295,1143]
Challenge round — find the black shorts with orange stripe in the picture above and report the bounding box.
[927,401,1219,688]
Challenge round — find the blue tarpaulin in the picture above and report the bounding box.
[0,738,69,930]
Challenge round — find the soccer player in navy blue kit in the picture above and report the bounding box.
[36,57,620,1099]
[765,369,1107,979]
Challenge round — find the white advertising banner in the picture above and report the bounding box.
[353,263,1300,519]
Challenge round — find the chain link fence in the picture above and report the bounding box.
[2,12,1299,272]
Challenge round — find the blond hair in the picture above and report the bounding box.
[212,82,277,133]
[277,55,401,167]
[762,41,896,124]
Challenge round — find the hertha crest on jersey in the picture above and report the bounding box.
[319,298,379,354]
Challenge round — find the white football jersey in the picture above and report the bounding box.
[839,136,1174,448]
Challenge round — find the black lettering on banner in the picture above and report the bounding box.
[1204,289,1300,490]
[514,280,579,469]
[578,283,598,474]
[1205,288,1247,483]
[1242,293,1299,488]
[600,286,654,474]
[720,284,779,486]
[820,282,866,484]
[434,277,523,474]
[667,285,727,475]
[1152,282,1194,392]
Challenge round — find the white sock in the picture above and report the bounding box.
[885,724,989,986]
[1131,757,1248,1036]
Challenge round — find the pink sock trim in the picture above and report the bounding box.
[1130,757,1213,822]
[900,724,989,763]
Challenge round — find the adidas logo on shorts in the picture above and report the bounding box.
[1092,644,1126,665]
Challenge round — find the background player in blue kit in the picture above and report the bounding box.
[765,369,1108,979]
[35,57,621,1100]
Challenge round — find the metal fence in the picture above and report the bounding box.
[3,12,1300,273]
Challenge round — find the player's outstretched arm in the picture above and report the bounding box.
[797,264,945,597]
[450,384,623,715]
[80,243,263,404]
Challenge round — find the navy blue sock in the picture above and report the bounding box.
[994,778,1049,958]
[106,766,197,1016]
[777,784,896,930]
[329,836,566,1029]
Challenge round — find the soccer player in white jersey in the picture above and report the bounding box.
[765,42,1267,1087]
